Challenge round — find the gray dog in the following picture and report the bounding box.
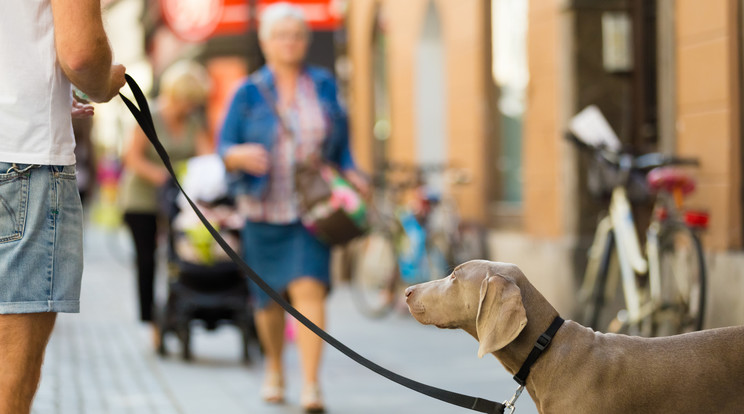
[405,260,744,413]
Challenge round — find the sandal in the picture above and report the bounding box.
[260,372,285,404]
[301,383,325,413]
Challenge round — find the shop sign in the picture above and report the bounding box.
[161,0,344,43]
[161,0,225,42]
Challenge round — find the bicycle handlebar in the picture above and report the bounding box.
[564,132,699,171]
[371,161,472,190]
[380,161,450,174]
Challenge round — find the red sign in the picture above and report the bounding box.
[161,0,225,42]
[162,0,344,43]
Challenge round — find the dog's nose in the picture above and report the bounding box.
[405,286,414,297]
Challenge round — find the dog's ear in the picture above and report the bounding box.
[476,275,527,358]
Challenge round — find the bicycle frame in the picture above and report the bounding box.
[598,186,696,333]
[606,186,649,329]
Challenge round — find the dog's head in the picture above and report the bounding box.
[405,260,528,358]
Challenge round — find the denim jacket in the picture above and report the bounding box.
[217,65,355,199]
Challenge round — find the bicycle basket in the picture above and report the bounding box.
[587,154,650,203]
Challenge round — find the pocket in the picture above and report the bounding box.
[55,165,77,180]
[55,165,83,212]
[0,170,29,243]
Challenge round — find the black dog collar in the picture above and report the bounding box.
[513,316,564,386]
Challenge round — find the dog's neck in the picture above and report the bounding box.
[492,278,559,375]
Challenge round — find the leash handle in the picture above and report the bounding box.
[118,74,505,414]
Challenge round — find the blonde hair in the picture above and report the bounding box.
[259,2,309,41]
[159,61,209,105]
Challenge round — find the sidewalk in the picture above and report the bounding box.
[32,226,538,414]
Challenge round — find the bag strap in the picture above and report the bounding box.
[119,74,505,414]
[255,75,331,167]
[254,80,291,133]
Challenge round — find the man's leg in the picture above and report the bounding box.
[0,313,57,414]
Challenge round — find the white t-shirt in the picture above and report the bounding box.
[0,0,76,165]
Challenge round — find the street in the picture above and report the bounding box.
[32,225,538,414]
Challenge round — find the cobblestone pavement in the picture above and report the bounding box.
[32,226,538,414]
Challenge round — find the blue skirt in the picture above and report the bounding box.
[241,221,330,309]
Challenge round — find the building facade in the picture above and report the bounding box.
[347,0,494,222]
[522,0,744,327]
[347,0,744,327]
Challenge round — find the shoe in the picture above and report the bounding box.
[301,383,325,413]
[260,372,285,404]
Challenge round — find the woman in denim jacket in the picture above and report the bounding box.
[217,4,366,413]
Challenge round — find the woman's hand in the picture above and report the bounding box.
[123,126,172,186]
[344,170,370,198]
[151,168,171,187]
[225,143,270,176]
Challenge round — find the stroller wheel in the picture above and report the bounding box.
[157,330,167,357]
[154,309,168,357]
[241,325,252,365]
[179,326,192,361]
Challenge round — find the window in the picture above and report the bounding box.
[489,0,528,225]
[371,6,390,172]
[415,1,447,194]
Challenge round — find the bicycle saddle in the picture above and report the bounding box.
[646,167,696,194]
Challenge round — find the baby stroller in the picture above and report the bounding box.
[155,155,258,363]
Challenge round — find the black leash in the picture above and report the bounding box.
[118,74,506,414]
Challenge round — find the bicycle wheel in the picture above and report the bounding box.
[425,238,451,280]
[584,231,630,333]
[652,222,706,335]
[451,222,490,265]
[348,232,399,318]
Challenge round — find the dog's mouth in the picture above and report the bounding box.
[407,303,455,328]
[407,301,426,315]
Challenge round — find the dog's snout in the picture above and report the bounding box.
[405,286,414,297]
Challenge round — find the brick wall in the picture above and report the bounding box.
[524,0,566,238]
[675,0,742,250]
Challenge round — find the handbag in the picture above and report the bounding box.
[256,81,367,245]
[294,161,367,245]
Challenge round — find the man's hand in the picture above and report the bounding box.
[104,64,127,102]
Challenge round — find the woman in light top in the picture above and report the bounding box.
[120,61,212,346]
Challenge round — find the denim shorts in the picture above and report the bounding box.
[0,163,84,314]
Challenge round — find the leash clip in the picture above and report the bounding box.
[503,385,524,414]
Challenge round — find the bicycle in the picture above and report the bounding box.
[348,162,489,318]
[569,133,708,336]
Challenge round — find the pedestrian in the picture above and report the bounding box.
[119,60,212,348]
[72,96,97,206]
[0,1,126,413]
[218,3,367,413]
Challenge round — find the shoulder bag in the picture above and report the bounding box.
[256,81,367,245]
